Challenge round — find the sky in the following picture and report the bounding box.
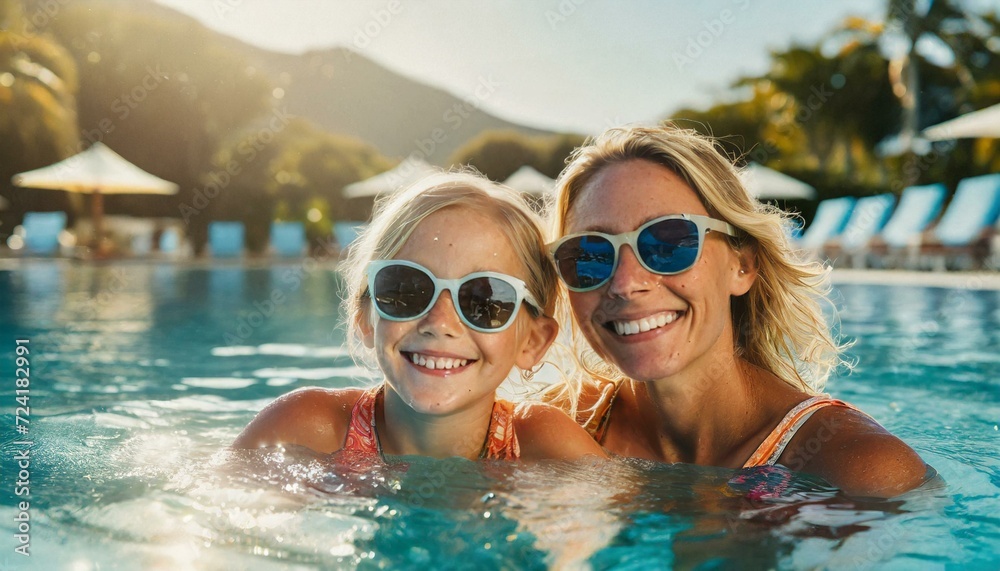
[152,0,889,134]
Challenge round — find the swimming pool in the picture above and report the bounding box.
[1,260,998,569]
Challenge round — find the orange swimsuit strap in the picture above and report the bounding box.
[579,379,621,444]
[342,385,520,460]
[743,395,865,468]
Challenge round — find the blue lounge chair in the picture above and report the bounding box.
[22,211,67,255]
[270,222,306,257]
[838,193,896,251]
[867,184,946,268]
[131,233,152,256]
[159,228,180,254]
[824,194,895,267]
[333,221,366,255]
[879,184,947,248]
[920,173,1000,270]
[208,221,245,258]
[797,197,856,252]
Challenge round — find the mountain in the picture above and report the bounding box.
[81,0,557,163]
[234,43,556,163]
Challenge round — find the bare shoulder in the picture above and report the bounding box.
[232,386,366,454]
[540,378,615,421]
[514,402,607,461]
[779,404,929,498]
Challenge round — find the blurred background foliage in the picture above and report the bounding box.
[1,0,999,252]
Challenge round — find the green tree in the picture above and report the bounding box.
[449,130,544,181]
[0,0,79,220]
[43,2,273,219]
[204,118,390,254]
[536,133,587,178]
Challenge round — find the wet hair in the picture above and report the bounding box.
[342,169,559,370]
[546,123,849,412]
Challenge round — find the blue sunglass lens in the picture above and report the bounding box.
[555,219,704,290]
[637,218,700,274]
[554,235,616,290]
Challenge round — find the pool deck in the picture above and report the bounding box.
[830,269,1000,290]
[3,256,1000,290]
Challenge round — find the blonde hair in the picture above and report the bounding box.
[342,169,559,370]
[546,123,849,413]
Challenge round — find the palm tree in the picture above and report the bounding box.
[0,0,79,181]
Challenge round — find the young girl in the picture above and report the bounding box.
[233,171,604,461]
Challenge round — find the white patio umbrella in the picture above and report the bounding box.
[923,102,1000,140]
[502,165,555,196]
[740,162,816,200]
[11,142,179,248]
[342,157,437,199]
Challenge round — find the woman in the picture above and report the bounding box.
[544,124,928,497]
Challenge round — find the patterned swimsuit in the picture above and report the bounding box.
[584,383,862,467]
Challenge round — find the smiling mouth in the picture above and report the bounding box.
[403,351,473,371]
[606,311,684,336]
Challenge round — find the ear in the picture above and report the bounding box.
[729,245,757,297]
[515,315,559,371]
[358,298,376,349]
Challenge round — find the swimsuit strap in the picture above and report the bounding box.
[482,399,521,460]
[742,395,860,468]
[579,380,621,444]
[342,384,520,460]
[342,386,381,455]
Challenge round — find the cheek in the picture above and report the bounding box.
[373,320,406,349]
[480,327,524,364]
[568,291,605,328]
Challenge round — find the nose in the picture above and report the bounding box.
[417,289,464,337]
[606,245,654,299]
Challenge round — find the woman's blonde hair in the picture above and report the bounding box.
[546,123,849,412]
[342,169,559,370]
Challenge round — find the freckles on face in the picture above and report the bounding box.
[562,160,739,381]
[371,206,536,413]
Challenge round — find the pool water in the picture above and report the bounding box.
[1,261,998,569]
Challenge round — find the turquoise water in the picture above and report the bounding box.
[1,261,998,569]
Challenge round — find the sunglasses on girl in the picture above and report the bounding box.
[549,214,739,292]
[366,260,542,333]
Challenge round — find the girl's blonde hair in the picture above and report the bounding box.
[546,123,849,413]
[342,169,558,370]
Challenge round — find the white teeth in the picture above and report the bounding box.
[612,312,681,336]
[408,353,469,370]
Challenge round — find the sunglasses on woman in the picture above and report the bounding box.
[549,214,739,292]
[366,260,542,333]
